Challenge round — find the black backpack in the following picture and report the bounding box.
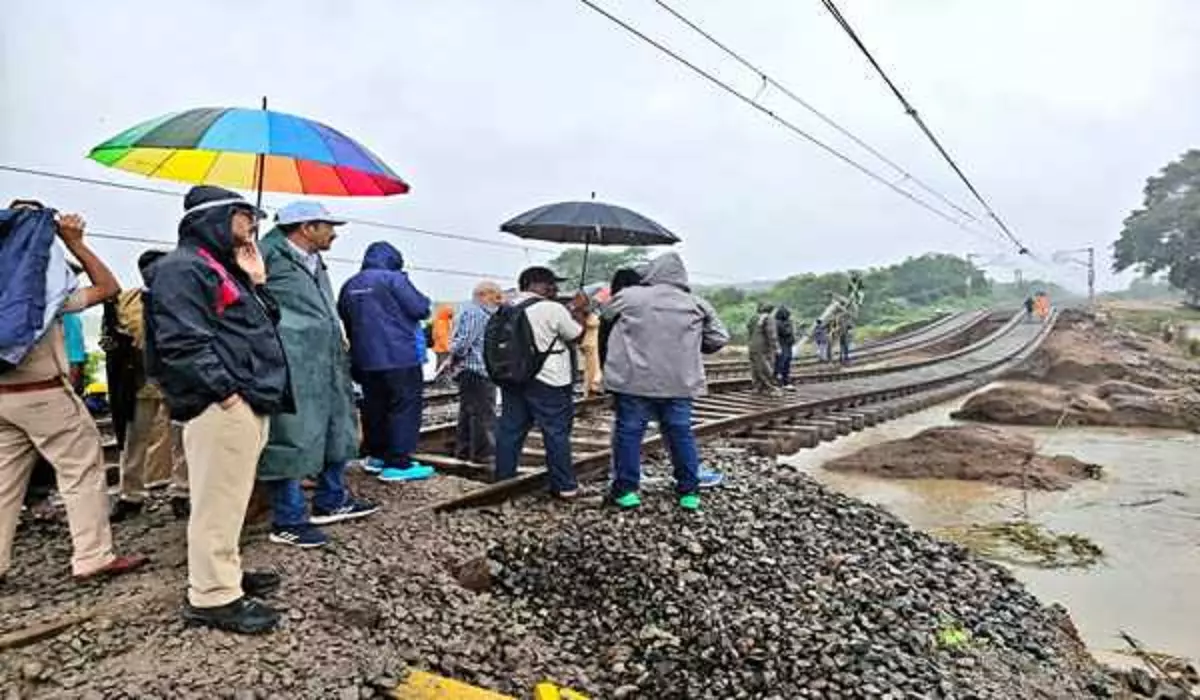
[484,298,557,387]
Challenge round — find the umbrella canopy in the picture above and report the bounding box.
[88,106,408,197]
[500,200,678,246]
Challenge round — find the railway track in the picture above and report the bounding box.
[95,308,1003,482]
[419,308,992,409]
[417,310,1055,511]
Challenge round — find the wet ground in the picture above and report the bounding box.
[783,391,1200,666]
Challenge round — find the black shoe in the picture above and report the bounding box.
[183,596,279,635]
[242,571,281,598]
[170,497,190,520]
[109,499,143,523]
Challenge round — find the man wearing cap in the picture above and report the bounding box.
[146,185,293,634]
[256,202,377,549]
[493,267,589,497]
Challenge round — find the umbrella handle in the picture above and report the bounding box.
[253,96,268,233]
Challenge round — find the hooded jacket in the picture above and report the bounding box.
[603,252,729,399]
[145,186,294,421]
[256,227,357,480]
[0,208,74,370]
[338,241,431,372]
[775,306,796,347]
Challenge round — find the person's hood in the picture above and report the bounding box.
[362,241,404,271]
[776,306,791,321]
[435,305,453,321]
[178,185,255,256]
[636,251,689,291]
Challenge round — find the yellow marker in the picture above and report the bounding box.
[391,671,515,700]
[533,682,590,700]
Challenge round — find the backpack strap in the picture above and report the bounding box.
[516,296,562,358]
[195,247,241,315]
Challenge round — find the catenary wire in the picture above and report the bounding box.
[0,162,737,281]
[651,0,980,225]
[574,0,1012,251]
[817,0,1031,255]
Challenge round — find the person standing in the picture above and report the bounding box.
[62,310,87,395]
[146,186,293,634]
[109,250,189,522]
[490,267,587,497]
[747,303,779,394]
[0,202,148,582]
[448,281,502,464]
[339,242,435,483]
[837,316,855,365]
[432,305,454,369]
[773,305,795,387]
[603,252,729,510]
[813,319,831,363]
[257,203,378,549]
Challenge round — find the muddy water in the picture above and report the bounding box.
[782,398,1200,666]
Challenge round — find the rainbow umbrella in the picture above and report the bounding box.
[87,102,408,201]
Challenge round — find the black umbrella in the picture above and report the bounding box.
[500,198,680,286]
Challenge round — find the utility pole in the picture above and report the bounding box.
[964,253,980,300]
[1051,246,1096,309]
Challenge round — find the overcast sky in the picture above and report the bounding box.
[3,0,1199,300]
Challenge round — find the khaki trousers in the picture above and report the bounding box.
[183,400,269,608]
[0,387,115,577]
[119,397,188,502]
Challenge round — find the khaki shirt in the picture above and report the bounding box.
[0,290,86,387]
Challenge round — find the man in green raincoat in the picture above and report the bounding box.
[258,202,378,549]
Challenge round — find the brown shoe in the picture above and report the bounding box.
[75,555,150,581]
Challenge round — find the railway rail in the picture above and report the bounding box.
[417,309,1054,511]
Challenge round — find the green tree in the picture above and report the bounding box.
[1113,149,1200,307]
[547,247,649,288]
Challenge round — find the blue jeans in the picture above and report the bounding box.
[611,394,700,497]
[774,345,793,383]
[268,461,348,528]
[495,381,576,493]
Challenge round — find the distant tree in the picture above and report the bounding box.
[702,286,746,308]
[1113,149,1200,307]
[547,247,649,287]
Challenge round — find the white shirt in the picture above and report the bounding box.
[287,239,320,276]
[515,292,582,387]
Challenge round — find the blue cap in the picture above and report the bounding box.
[275,201,346,226]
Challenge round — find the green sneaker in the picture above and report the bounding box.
[614,492,642,509]
[678,494,701,511]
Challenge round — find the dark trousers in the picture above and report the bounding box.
[360,366,424,468]
[494,381,576,493]
[839,333,852,364]
[611,394,700,497]
[455,371,497,463]
[774,345,793,384]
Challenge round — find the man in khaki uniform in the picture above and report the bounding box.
[109,250,190,522]
[0,202,148,581]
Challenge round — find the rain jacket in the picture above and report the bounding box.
[0,208,75,370]
[603,252,729,399]
[748,310,779,356]
[145,186,294,421]
[775,306,796,348]
[432,305,453,354]
[256,228,357,480]
[338,242,431,373]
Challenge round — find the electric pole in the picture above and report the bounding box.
[1051,246,1096,308]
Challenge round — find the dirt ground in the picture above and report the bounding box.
[954,310,1200,431]
[822,424,1103,490]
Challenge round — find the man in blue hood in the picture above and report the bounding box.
[338,241,434,482]
[145,185,293,635]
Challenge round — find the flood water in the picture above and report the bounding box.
[782,395,1200,666]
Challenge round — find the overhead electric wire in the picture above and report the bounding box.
[574,0,1012,251]
[651,0,979,225]
[83,229,509,280]
[817,0,1031,256]
[0,164,555,254]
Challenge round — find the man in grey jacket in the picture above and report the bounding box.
[603,252,730,511]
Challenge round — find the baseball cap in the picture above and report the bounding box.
[276,201,346,227]
[518,266,569,290]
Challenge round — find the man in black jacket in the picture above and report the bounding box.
[146,186,294,634]
[774,306,796,387]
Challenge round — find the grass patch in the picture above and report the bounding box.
[934,520,1104,570]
